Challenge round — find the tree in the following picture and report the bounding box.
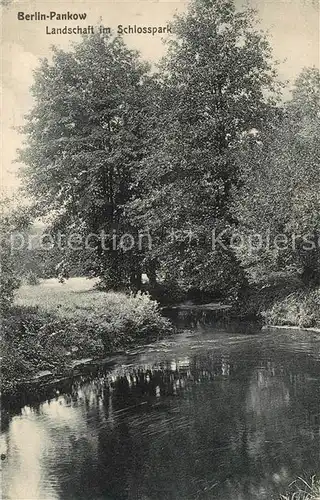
[130,0,280,297]
[17,32,151,289]
[232,67,320,285]
[0,200,30,312]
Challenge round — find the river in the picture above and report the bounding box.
[1,322,320,500]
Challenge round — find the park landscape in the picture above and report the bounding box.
[1,0,320,498]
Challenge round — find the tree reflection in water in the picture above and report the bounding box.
[2,328,320,500]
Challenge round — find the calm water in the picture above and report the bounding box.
[1,323,320,500]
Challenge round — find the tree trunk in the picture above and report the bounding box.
[130,271,142,291]
[146,259,158,288]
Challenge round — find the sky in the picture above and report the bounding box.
[1,0,319,196]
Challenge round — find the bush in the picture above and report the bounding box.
[78,291,172,350]
[264,288,320,328]
[0,203,30,313]
[147,280,186,306]
[1,306,105,392]
[24,271,40,286]
[1,284,172,395]
[0,249,20,313]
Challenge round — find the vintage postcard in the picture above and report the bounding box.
[1,0,319,499]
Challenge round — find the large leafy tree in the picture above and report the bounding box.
[233,67,320,284]
[17,32,151,288]
[130,0,280,297]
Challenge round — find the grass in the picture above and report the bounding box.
[237,274,320,330]
[1,278,172,395]
[15,278,169,336]
[264,288,320,329]
[279,477,320,500]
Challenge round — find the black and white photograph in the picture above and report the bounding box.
[1,0,319,498]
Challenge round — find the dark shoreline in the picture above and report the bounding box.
[3,283,320,403]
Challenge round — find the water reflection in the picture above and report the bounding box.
[2,328,320,500]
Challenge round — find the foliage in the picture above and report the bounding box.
[129,0,281,297]
[17,32,152,288]
[232,67,320,285]
[15,0,319,307]
[264,287,320,329]
[15,279,171,342]
[2,278,171,394]
[0,200,30,312]
[1,306,104,394]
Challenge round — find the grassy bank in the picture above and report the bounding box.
[237,274,320,330]
[263,288,320,329]
[278,477,320,500]
[1,278,172,395]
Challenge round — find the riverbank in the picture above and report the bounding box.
[2,316,319,499]
[263,288,320,330]
[238,275,320,331]
[3,277,320,396]
[1,278,172,395]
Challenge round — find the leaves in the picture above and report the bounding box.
[233,67,320,283]
[129,0,280,294]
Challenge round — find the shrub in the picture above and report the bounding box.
[83,291,172,349]
[0,202,30,313]
[0,253,20,313]
[2,283,172,394]
[24,271,40,286]
[147,280,186,306]
[264,288,320,328]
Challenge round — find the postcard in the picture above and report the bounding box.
[1,0,319,498]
